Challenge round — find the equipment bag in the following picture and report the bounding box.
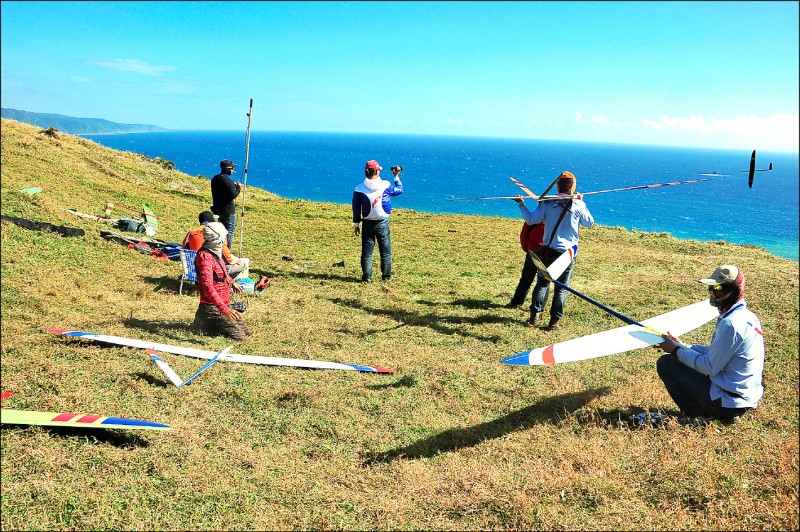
[117,218,146,233]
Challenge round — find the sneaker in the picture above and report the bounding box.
[527,311,539,326]
[546,319,561,330]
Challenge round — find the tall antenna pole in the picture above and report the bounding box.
[238,98,253,257]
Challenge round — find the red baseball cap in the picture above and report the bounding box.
[365,160,383,171]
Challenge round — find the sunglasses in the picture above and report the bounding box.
[708,284,726,292]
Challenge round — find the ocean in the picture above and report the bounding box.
[83,131,799,261]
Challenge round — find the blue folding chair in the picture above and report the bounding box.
[179,249,198,295]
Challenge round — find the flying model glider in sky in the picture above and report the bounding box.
[742,149,772,188]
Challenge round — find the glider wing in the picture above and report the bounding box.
[502,300,717,366]
[1,409,170,431]
[49,329,396,374]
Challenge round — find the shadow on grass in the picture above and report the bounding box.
[142,275,187,294]
[279,269,358,283]
[1,424,154,448]
[330,298,513,342]
[363,387,610,464]
[365,375,416,390]
[121,317,207,345]
[418,298,507,310]
[134,371,170,388]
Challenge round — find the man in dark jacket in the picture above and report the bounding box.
[210,159,240,248]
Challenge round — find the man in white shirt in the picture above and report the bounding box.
[655,265,764,422]
[514,171,594,329]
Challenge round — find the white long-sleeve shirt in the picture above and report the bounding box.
[518,197,594,252]
[675,300,765,408]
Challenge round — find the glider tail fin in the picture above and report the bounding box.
[180,347,231,387]
[509,177,539,200]
[148,349,185,388]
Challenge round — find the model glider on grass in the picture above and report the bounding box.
[0,409,170,431]
[148,346,231,388]
[501,254,718,366]
[1,393,168,431]
[48,329,396,374]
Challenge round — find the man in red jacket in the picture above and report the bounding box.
[192,224,250,340]
[506,221,545,314]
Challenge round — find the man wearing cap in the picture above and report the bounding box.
[210,159,240,248]
[193,222,249,340]
[654,265,764,422]
[513,171,594,330]
[352,160,404,282]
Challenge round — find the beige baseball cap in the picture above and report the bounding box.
[698,265,739,286]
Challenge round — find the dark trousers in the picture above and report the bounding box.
[510,252,538,305]
[217,211,236,249]
[361,219,392,281]
[656,354,750,419]
[193,303,250,340]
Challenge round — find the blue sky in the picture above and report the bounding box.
[2,1,798,152]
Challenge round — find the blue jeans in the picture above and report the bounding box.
[361,219,392,281]
[656,354,750,419]
[530,258,574,321]
[217,212,236,249]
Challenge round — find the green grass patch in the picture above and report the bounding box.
[1,118,798,530]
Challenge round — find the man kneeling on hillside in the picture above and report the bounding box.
[193,224,250,340]
[184,211,250,279]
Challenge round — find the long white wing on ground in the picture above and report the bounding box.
[49,330,396,374]
[502,300,717,366]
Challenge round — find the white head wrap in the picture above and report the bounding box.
[202,222,227,257]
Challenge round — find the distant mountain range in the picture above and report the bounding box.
[1,108,169,135]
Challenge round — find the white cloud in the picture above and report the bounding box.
[89,59,176,76]
[642,113,799,152]
[574,112,582,123]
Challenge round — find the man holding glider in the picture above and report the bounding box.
[352,160,404,282]
[193,223,250,340]
[210,159,240,248]
[655,265,764,422]
[514,171,594,329]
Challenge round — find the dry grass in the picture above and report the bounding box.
[1,118,797,530]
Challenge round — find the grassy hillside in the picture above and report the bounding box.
[1,117,797,530]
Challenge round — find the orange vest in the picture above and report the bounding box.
[183,225,234,264]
